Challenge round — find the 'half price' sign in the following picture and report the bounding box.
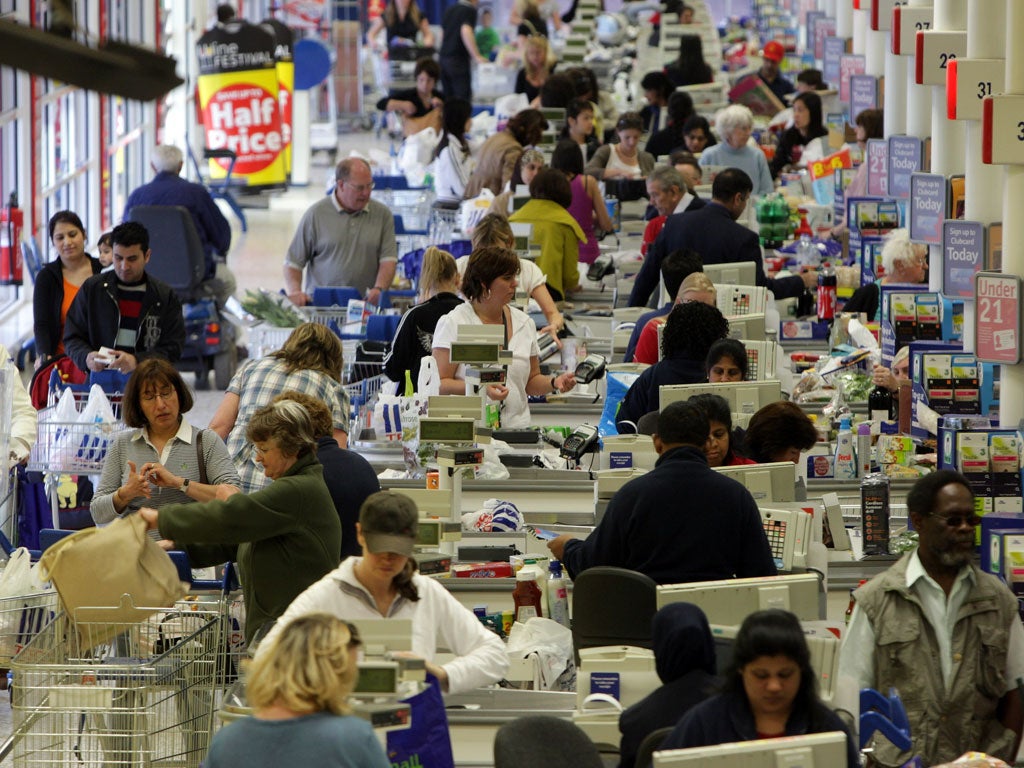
[975,272,1021,364]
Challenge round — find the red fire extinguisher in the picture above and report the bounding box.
[0,192,23,286]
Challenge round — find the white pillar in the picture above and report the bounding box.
[290,90,312,187]
[853,5,868,56]
[963,0,1008,354]
[884,50,908,135]
[836,0,853,39]
[822,0,837,17]
[865,28,886,77]
[1000,0,1024,427]
[906,0,932,137]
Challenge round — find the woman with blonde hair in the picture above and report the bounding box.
[515,35,553,103]
[210,322,350,492]
[204,614,388,767]
[383,247,464,390]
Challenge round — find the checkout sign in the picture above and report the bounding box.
[974,272,1022,364]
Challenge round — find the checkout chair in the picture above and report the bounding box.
[494,715,604,768]
[571,566,657,664]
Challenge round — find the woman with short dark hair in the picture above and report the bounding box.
[432,246,577,427]
[744,400,819,464]
[464,109,549,198]
[92,358,240,525]
[586,112,656,180]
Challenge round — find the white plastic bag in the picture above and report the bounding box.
[460,189,496,234]
[77,384,118,463]
[398,126,439,174]
[0,547,55,654]
[417,355,441,397]
[506,617,576,691]
[494,92,529,123]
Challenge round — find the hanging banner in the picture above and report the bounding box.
[196,20,286,189]
[261,18,296,176]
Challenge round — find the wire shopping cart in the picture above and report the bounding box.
[0,590,58,666]
[8,598,222,767]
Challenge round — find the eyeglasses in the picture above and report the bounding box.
[342,181,375,193]
[930,513,982,528]
[141,389,175,403]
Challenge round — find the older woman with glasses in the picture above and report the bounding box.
[141,399,342,644]
[92,358,240,525]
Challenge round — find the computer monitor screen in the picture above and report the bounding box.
[656,573,821,625]
[658,380,782,416]
[727,313,766,341]
[713,462,797,504]
[427,395,483,421]
[652,731,848,767]
[350,619,413,655]
[703,261,757,286]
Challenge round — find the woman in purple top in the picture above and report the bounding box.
[550,140,613,265]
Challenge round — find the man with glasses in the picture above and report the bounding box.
[838,470,1024,767]
[64,221,185,375]
[284,157,397,306]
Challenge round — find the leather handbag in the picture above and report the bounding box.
[38,513,187,650]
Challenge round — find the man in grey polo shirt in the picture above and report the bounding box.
[284,157,398,306]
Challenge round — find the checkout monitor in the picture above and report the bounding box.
[652,731,848,767]
[712,461,797,504]
[657,573,820,625]
[350,619,414,655]
[658,380,782,416]
[702,260,757,286]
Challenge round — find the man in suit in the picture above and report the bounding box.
[630,168,817,306]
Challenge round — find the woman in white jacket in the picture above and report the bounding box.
[258,491,509,694]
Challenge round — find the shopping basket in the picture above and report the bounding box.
[9,597,221,768]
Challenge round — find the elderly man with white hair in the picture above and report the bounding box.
[124,144,235,304]
[697,105,774,197]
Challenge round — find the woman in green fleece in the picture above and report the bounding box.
[140,398,341,644]
[509,167,586,301]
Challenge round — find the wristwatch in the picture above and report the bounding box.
[550,374,559,392]
[178,478,190,493]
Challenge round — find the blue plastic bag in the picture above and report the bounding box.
[598,370,640,437]
[386,674,454,768]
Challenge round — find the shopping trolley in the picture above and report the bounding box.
[8,598,222,767]
[0,589,58,666]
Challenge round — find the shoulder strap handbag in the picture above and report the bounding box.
[195,428,208,485]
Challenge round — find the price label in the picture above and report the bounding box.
[893,6,933,56]
[871,0,907,32]
[975,272,1021,364]
[981,94,1024,165]
[866,139,889,196]
[947,58,1005,121]
[916,30,967,86]
[942,221,984,299]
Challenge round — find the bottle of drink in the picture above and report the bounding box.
[817,261,837,323]
[546,560,569,627]
[869,381,893,422]
[796,232,818,269]
[512,570,543,623]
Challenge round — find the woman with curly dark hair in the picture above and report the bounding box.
[743,400,819,464]
[615,302,729,432]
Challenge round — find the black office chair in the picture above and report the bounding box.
[126,205,206,300]
[635,726,674,768]
[494,716,604,768]
[571,566,658,663]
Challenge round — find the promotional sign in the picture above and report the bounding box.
[839,54,867,103]
[196,20,286,188]
[888,135,923,199]
[261,18,296,176]
[975,272,1021,364]
[813,17,836,61]
[805,11,824,55]
[850,75,878,121]
[866,139,889,196]
[908,173,947,245]
[942,221,984,299]
[823,37,846,87]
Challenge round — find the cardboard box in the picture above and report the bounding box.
[990,435,1021,474]
[890,293,919,322]
[958,433,991,473]
[981,514,1024,572]
[923,354,953,380]
[995,497,1024,514]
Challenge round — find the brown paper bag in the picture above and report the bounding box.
[38,514,187,650]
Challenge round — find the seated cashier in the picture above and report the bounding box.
[743,400,818,464]
[660,609,859,768]
[258,491,509,694]
[548,401,777,583]
[616,301,729,432]
[688,393,755,468]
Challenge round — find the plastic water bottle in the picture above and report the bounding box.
[796,233,818,269]
[817,261,837,323]
[546,561,569,627]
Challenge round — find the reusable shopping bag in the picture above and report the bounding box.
[386,674,455,768]
[38,513,187,650]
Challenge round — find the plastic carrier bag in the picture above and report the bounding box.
[598,369,641,436]
[76,384,118,463]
